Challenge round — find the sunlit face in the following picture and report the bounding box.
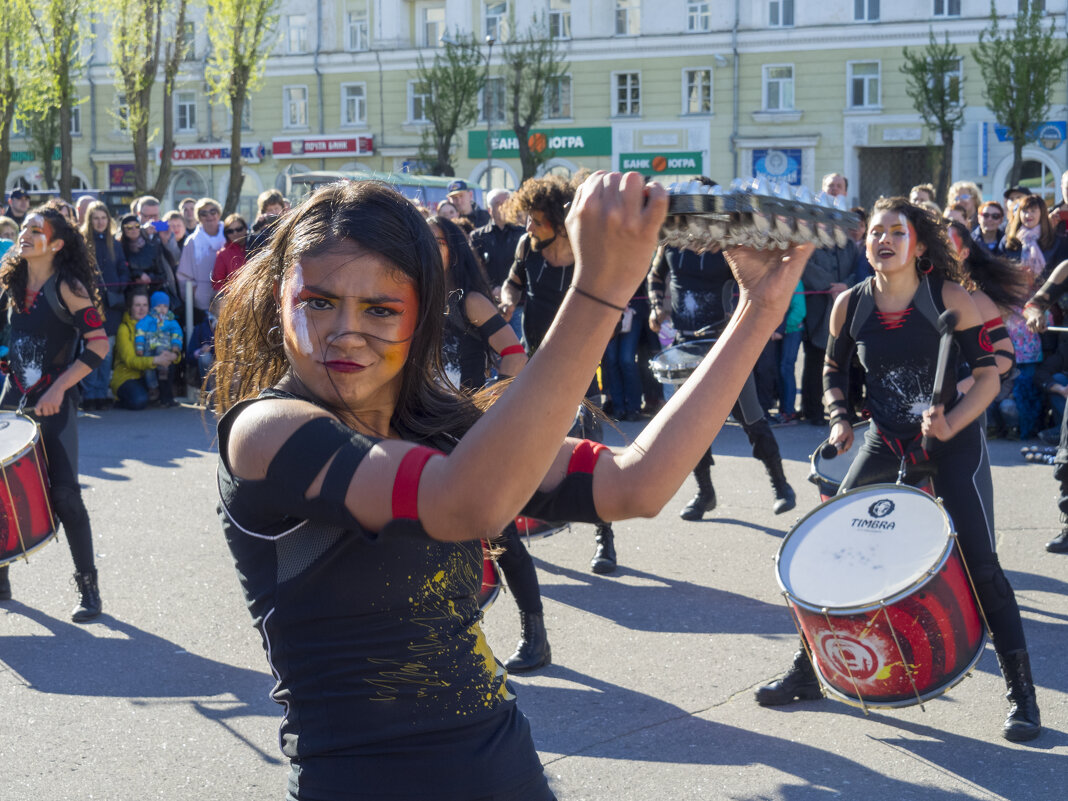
[437,202,459,221]
[1020,203,1042,230]
[1005,191,1028,214]
[168,217,186,239]
[429,223,450,271]
[130,295,149,321]
[952,191,976,218]
[90,209,110,233]
[139,203,160,223]
[979,205,1004,234]
[279,242,419,416]
[866,210,924,273]
[198,205,221,235]
[17,214,53,261]
[823,175,847,197]
[181,200,196,222]
[909,189,933,205]
[448,190,473,215]
[263,202,285,217]
[525,211,558,251]
[10,195,30,215]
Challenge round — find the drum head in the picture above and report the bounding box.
[777,484,952,611]
[0,412,38,462]
[649,339,716,384]
[810,422,868,487]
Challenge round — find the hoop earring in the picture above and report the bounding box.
[918,256,934,275]
[267,324,284,348]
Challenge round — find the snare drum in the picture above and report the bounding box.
[808,423,867,501]
[777,484,985,709]
[648,339,716,385]
[0,411,57,566]
[514,515,567,541]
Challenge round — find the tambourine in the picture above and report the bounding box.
[660,177,862,251]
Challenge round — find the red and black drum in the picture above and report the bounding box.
[776,484,985,709]
[808,422,932,502]
[477,543,501,612]
[0,411,57,566]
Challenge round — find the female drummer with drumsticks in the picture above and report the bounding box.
[755,197,1042,742]
[0,206,109,620]
[212,173,814,799]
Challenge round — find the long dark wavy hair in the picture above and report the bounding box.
[870,196,958,282]
[428,215,492,299]
[212,180,481,442]
[947,220,1030,310]
[0,205,102,314]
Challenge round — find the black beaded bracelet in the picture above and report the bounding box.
[569,284,627,313]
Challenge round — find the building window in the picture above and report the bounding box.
[175,91,197,133]
[855,0,879,20]
[418,3,445,47]
[479,76,507,124]
[545,75,572,119]
[848,62,880,108]
[408,80,431,123]
[763,64,794,111]
[283,86,308,129]
[341,83,367,126]
[683,68,712,115]
[347,11,369,51]
[613,72,640,116]
[181,21,196,60]
[70,105,81,136]
[615,0,640,36]
[116,92,130,133]
[769,0,794,27]
[687,1,711,32]
[287,14,308,54]
[1019,0,1046,10]
[485,1,509,41]
[933,0,960,16]
[550,0,571,40]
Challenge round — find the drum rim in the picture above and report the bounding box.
[811,632,987,709]
[649,338,718,385]
[0,413,41,466]
[807,421,869,485]
[0,529,59,567]
[776,483,954,613]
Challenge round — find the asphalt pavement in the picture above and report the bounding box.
[1,405,1065,801]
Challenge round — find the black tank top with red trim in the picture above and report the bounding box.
[844,274,958,440]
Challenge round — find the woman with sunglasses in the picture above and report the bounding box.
[176,198,225,325]
[974,201,1006,252]
[211,213,249,291]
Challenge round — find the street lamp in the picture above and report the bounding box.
[484,35,495,193]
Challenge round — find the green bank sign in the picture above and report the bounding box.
[468,127,612,159]
[619,151,704,176]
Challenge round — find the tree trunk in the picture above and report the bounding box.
[1010,139,1025,187]
[59,82,73,198]
[936,131,953,204]
[152,75,177,200]
[0,108,13,195]
[133,114,151,197]
[515,125,536,183]
[224,90,246,217]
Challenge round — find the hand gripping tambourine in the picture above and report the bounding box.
[660,177,862,251]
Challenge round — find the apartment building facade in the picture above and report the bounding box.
[5,0,1066,216]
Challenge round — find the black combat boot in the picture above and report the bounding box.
[590,523,617,574]
[1046,527,1068,553]
[997,650,1041,742]
[71,569,102,623]
[755,645,823,706]
[0,565,10,601]
[764,456,796,515]
[680,462,717,521]
[504,612,551,673]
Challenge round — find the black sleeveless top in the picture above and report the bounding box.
[0,275,80,409]
[658,246,735,335]
[442,290,490,391]
[842,275,958,439]
[512,234,573,353]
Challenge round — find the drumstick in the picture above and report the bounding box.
[922,309,959,451]
[1044,326,1068,333]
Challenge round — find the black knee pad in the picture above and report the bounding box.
[971,560,1014,615]
[51,485,89,528]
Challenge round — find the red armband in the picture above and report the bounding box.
[499,344,525,358]
[391,446,442,520]
[566,439,609,475]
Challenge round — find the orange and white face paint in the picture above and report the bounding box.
[866,210,923,273]
[280,242,419,417]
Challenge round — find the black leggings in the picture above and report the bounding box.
[495,521,543,615]
[840,421,1027,655]
[39,400,96,574]
[693,374,781,478]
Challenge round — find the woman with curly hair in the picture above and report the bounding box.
[0,206,109,620]
[755,197,1042,742]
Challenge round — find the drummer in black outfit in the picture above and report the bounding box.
[756,197,1041,743]
[499,175,622,575]
[0,207,108,620]
[647,238,797,520]
[212,174,815,799]
[431,214,551,673]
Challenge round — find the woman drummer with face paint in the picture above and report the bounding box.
[754,197,1042,743]
[211,175,815,800]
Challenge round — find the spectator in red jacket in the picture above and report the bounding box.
[210,213,248,291]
